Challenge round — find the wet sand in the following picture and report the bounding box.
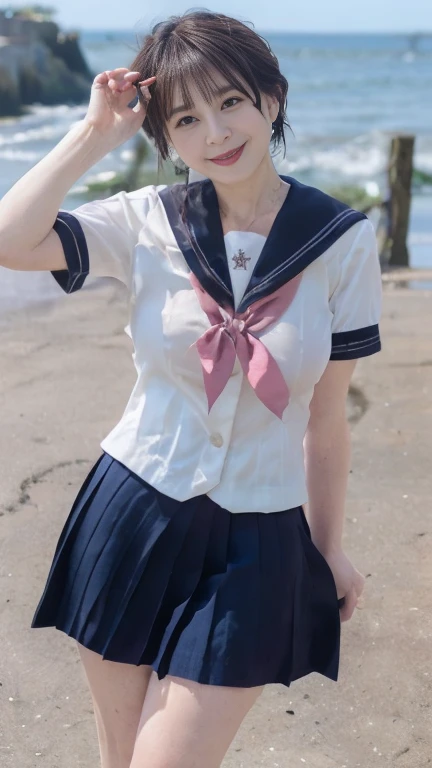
[1,276,431,767]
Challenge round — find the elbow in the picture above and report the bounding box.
[0,249,15,270]
[0,231,15,268]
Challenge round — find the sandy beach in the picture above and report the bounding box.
[1,275,431,767]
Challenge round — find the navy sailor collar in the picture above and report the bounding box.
[158,174,367,314]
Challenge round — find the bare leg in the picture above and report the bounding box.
[130,672,265,768]
[76,642,153,768]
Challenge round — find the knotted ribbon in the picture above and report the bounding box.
[189,271,303,419]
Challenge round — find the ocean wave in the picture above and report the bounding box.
[0,149,42,162]
[0,123,78,147]
[279,131,432,187]
[280,131,389,180]
[120,149,135,162]
[0,104,88,148]
[87,171,117,182]
[415,152,432,173]
[28,104,87,119]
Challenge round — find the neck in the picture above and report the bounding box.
[210,155,285,225]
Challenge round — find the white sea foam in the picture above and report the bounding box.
[120,149,135,162]
[87,171,117,183]
[0,123,75,146]
[282,131,389,178]
[415,152,432,173]
[280,131,432,192]
[0,149,42,162]
[28,104,87,120]
[70,185,89,195]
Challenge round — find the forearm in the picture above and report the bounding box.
[0,120,109,259]
[303,413,351,557]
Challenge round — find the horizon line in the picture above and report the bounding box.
[70,27,432,36]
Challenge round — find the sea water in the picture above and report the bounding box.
[1,30,431,310]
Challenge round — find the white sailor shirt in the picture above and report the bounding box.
[51,174,382,513]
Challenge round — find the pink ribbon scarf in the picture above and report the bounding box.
[189,271,303,419]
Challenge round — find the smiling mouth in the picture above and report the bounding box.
[210,143,245,160]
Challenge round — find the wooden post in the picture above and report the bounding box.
[388,134,415,267]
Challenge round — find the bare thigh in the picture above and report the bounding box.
[130,673,265,768]
[76,642,153,768]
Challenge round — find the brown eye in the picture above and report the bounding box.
[175,96,242,128]
[223,97,241,108]
[176,115,196,127]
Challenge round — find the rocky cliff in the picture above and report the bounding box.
[0,10,93,117]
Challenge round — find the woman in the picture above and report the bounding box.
[0,10,382,768]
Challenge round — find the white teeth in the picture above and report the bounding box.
[218,147,239,160]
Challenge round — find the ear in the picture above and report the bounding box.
[265,91,280,124]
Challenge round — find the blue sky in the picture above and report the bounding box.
[5,0,432,32]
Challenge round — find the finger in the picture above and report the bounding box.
[106,67,133,78]
[340,588,358,623]
[138,76,157,85]
[139,83,152,98]
[106,70,139,89]
[108,77,133,93]
[108,78,123,93]
[107,69,155,84]
[120,72,152,92]
[123,71,145,80]
[109,73,156,94]
[93,71,109,86]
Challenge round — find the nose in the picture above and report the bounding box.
[205,115,231,146]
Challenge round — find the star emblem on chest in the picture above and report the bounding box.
[232,248,251,270]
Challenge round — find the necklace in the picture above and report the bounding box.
[220,181,289,271]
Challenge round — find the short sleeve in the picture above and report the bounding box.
[50,185,162,294]
[329,218,382,360]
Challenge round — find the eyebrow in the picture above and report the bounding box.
[167,85,238,120]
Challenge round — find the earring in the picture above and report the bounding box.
[168,145,189,175]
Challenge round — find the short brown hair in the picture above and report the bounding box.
[129,10,292,173]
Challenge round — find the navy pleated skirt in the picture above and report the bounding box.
[31,451,343,688]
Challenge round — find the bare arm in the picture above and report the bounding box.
[303,358,370,622]
[0,69,155,272]
[303,358,357,556]
[0,121,109,271]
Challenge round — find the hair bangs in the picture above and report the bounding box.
[154,37,260,125]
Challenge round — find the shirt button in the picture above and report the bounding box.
[210,432,224,448]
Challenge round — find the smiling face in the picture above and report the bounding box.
[165,69,280,183]
[129,12,291,174]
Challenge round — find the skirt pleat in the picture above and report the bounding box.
[31,452,341,688]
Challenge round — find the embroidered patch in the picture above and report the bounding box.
[232,249,251,270]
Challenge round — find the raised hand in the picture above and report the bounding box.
[84,68,157,150]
